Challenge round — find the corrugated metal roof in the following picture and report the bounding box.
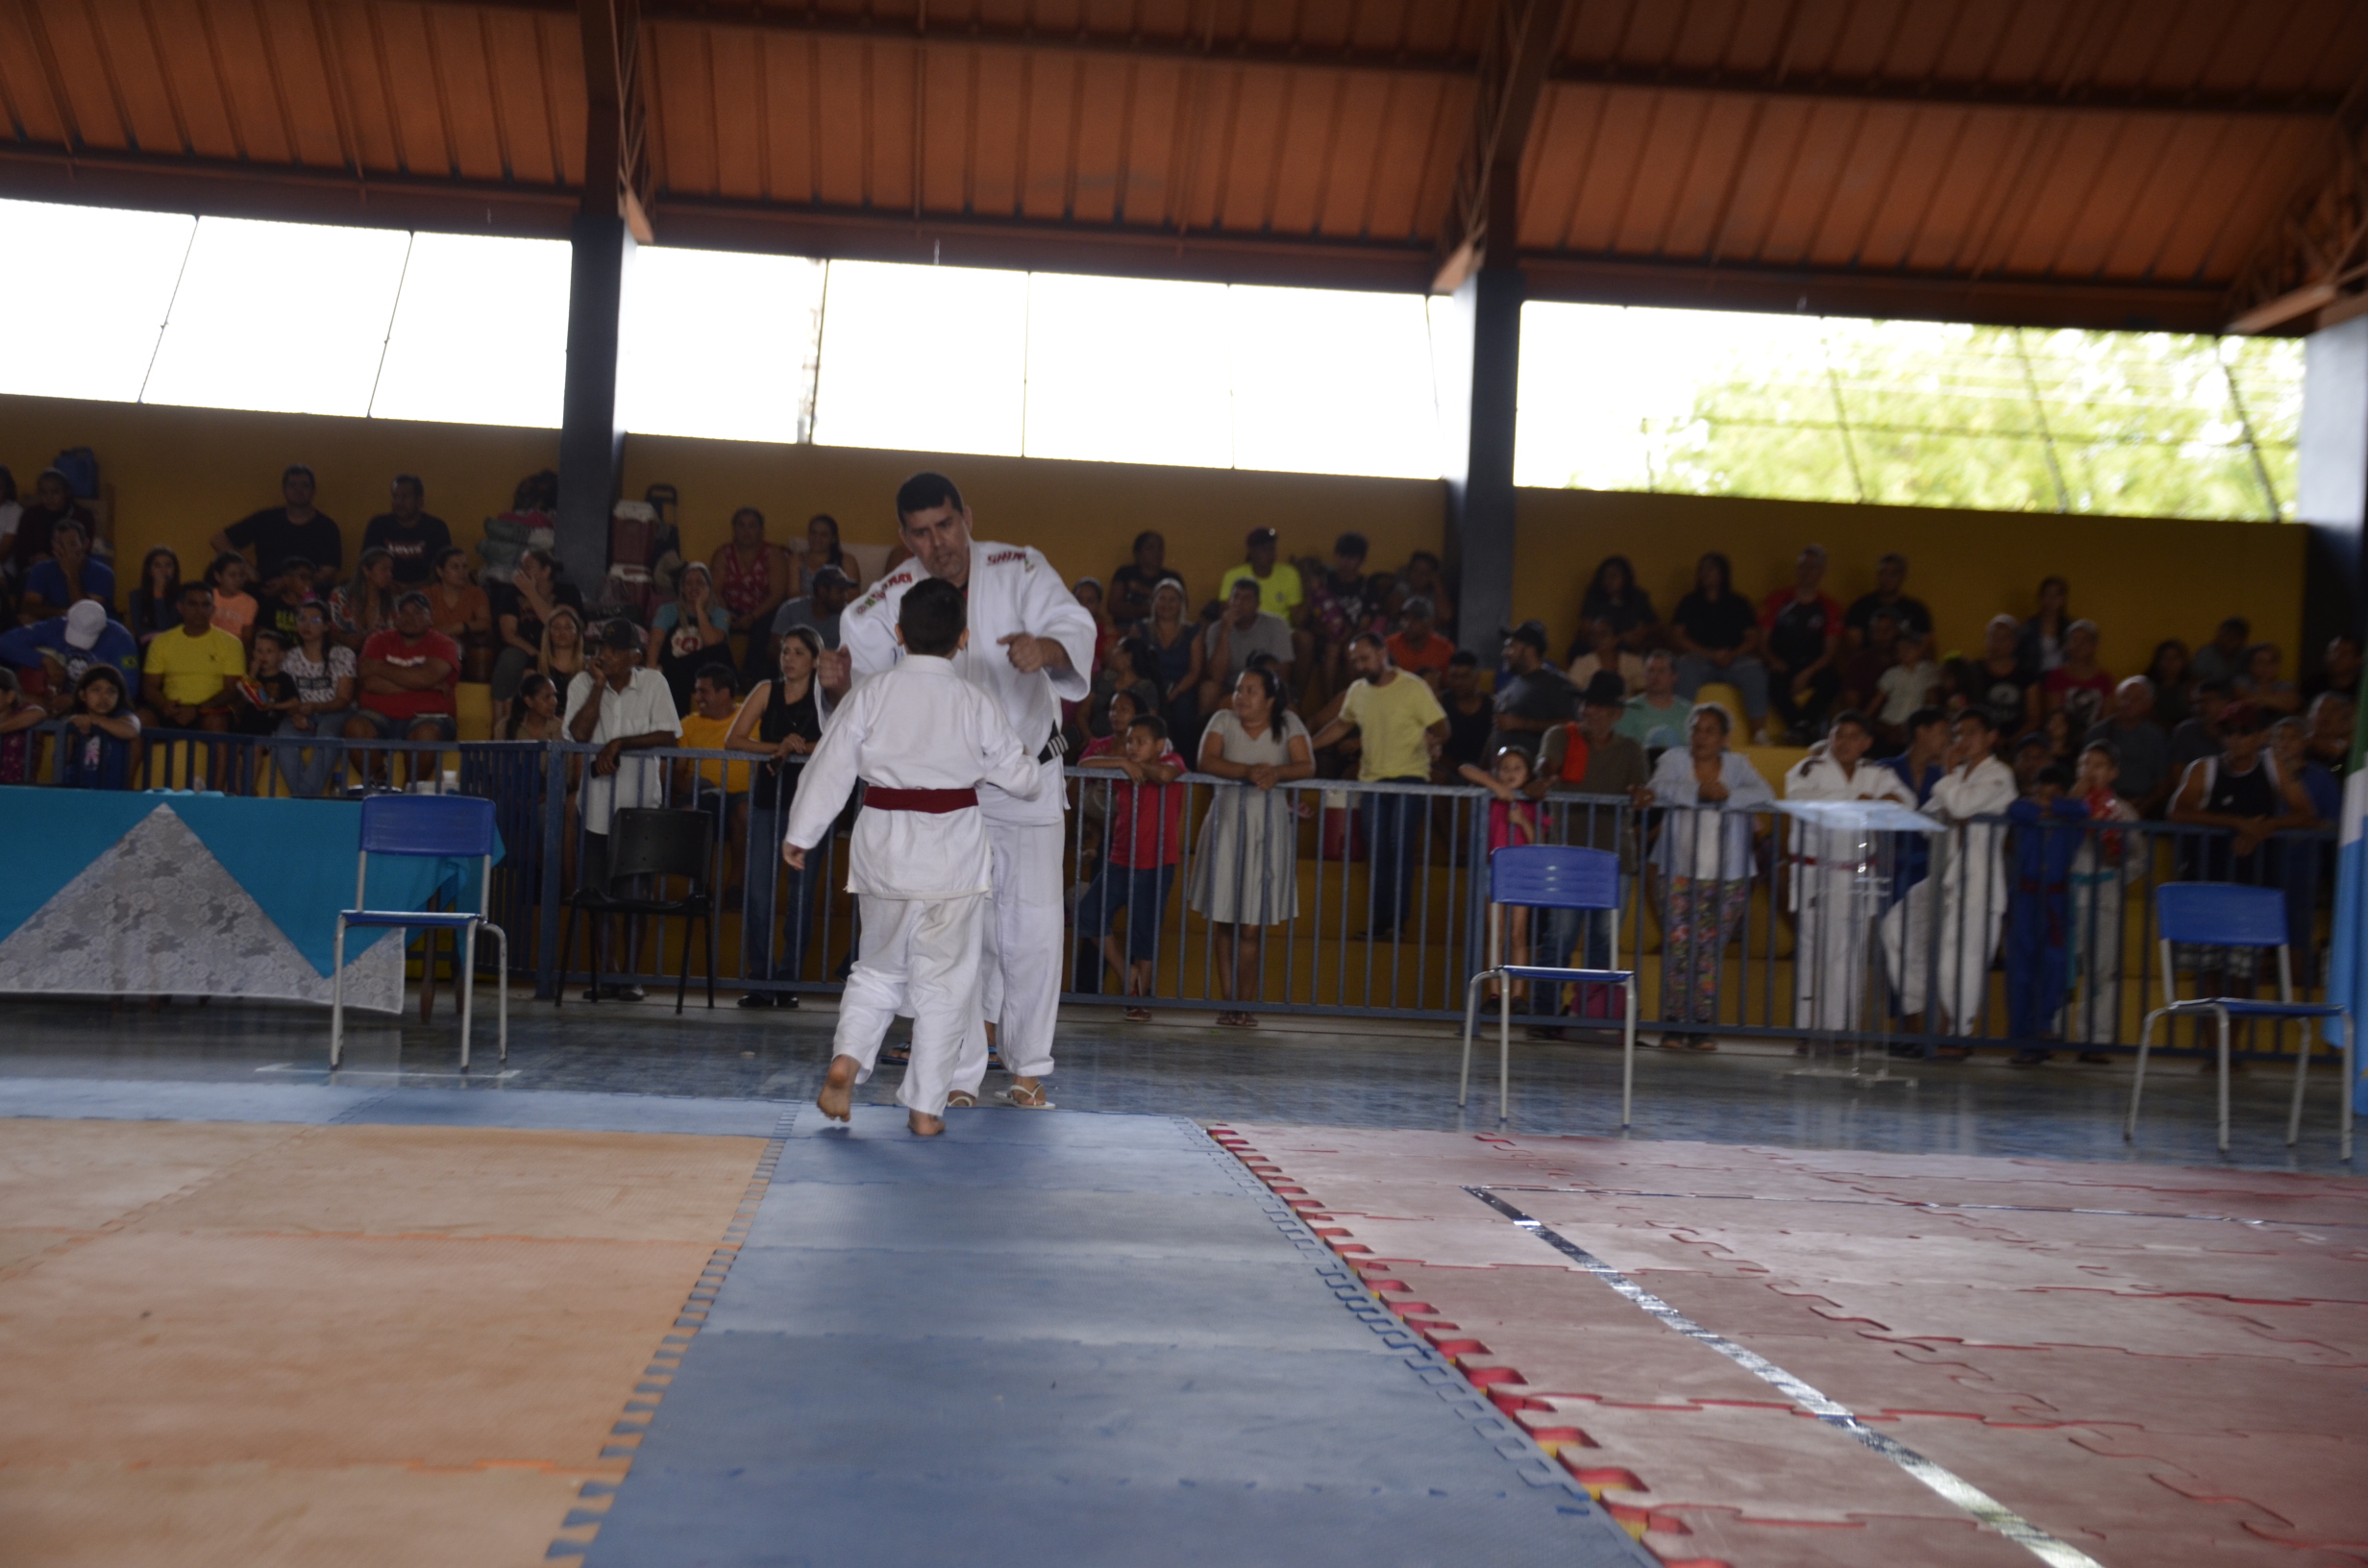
[2,0,2361,330]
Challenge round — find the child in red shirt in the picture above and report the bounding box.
[1075,710,1188,1018]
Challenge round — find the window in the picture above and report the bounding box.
[811,261,1029,457]
[1227,285,1438,479]
[141,216,413,418]
[1022,273,1234,468]
[0,199,194,404]
[620,246,826,443]
[371,233,571,429]
[1517,303,2304,522]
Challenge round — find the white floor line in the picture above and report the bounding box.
[1467,1186,2108,1568]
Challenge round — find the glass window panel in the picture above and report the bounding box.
[370,233,571,429]
[1653,421,1863,503]
[2223,334,2305,447]
[141,216,412,417]
[2064,441,2275,522]
[621,245,826,443]
[811,260,1027,457]
[1854,432,2062,511]
[1021,274,1233,468]
[1227,284,1438,478]
[0,198,194,404]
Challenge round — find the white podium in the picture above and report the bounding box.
[1776,799,1944,1080]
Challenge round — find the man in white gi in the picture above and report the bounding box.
[787,579,1046,1136]
[821,472,1095,1109]
[1783,709,1914,1036]
[1883,706,2018,1043]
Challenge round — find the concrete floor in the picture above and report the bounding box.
[0,991,2354,1175]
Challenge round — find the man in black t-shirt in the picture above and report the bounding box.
[1843,551,1935,650]
[211,464,342,591]
[1486,620,1577,759]
[359,474,453,586]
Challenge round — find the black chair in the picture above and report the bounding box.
[558,807,718,1014]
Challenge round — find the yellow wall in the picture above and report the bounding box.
[2,392,2304,678]
[1512,487,2306,673]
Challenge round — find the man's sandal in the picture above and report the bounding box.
[945,1090,978,1109]
[998,1082,1053,1109]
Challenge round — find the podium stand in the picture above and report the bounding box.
[1776,799,1942,1082]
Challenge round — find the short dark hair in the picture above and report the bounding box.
[78,665,128,703]
[1349,630,1387,656]
[392,473,423,497]
[694,661,738,694]
[2035,764,2072,789]
[284,463,315,484]
[895,471,965,524]
[732,506,765,529]
[1829,708,1873,736]
[1335,531,1369,559]
[1127,713,1170,744]
[1448,649,1479,668]
[395,590,432,614]
[1229,576,1261,599]
[2197,677,2235,698]
[1956,706,1997,733]
[432,546,468,572]
[277,555,316,579]
[899,576,966,656]
[2220,616,2251,636]
[1905,705,1947,734]
[180,580,214,602]
[253,626,290,651]
[2080,739,2119,768]
[1132,529,1162,553]
[598,617,642,652]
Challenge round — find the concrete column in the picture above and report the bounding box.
[1435,263,1524,655]
[555,211,633,598]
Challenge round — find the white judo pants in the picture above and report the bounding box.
[834,892,986,1117]
[960,818,1065,1087]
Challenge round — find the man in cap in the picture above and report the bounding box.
[1486,619,1577,760]
[1217,527,1305,625]
[0,598,141,711]
[759,561,856,676]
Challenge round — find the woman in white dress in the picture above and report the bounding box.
[1189,667,1315,1026]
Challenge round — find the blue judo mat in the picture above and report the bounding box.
[581,1105,1654,1568]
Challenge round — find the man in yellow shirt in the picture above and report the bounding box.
[140,583,248,731]
[1217,527,1304,625]
[1311,632,1448,941]
[674,661,752,798]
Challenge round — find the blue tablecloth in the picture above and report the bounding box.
[0,788,501,1010]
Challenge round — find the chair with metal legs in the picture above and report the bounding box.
[1460,845,1638,1125]
[2127,880,2353,1160]
[332,794,507,1068]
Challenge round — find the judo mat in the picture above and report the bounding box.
[580,1104,1652,1567]
[1221,1121,2368,1568]
[0,1084,1649,1568]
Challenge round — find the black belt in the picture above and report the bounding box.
[1037,725,1067,766]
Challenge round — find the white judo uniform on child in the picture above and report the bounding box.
[1784,736,1915,1034]
[1882,721,2018,1032]
[831,479,1095,1096]
[784,640,1045,1120]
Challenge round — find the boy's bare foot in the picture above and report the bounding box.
[908,1111,945,1137]
[816,1054,859,1121]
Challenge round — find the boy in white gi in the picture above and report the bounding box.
[783,578,1046,1136]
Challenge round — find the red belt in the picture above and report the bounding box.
[863,786,977,814]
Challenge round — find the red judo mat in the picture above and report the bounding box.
[1211,1122,2368,1568]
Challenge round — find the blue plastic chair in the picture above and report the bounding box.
[1459,845,1637,1125]
[2126,881,2352,1160]
[332,795,508,1069]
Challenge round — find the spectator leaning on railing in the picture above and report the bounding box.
[727,624,825,1010]
[1439,649,1492,775]
[1647,702,1775,1051]
[1526,670,1654,1033]
[565,618,684,1001]
[1189,666,1316,1028]
[62,666,140,790]
[0,669,43,783]
[1311,633,1449,941]
[1074,712,1189,1017]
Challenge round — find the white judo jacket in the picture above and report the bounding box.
[839,541,1097,829]
[783,655,1047,899]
